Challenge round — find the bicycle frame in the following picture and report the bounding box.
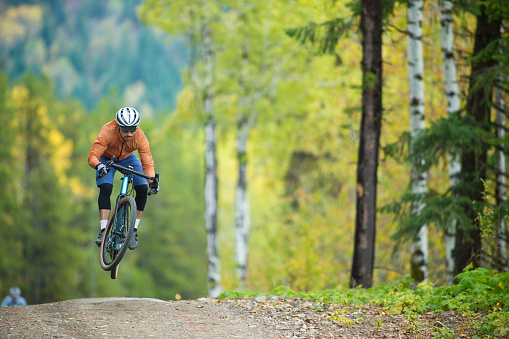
[120,172,130,195]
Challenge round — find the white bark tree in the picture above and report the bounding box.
[230,6,257,289]
[439,0,461,284]
[495,25,507,268]
[202,16,222,297]
[185,8,222,297]
[495,83,507,267]
[227,3,285,288]
[235,85,254,288]
[234,64,281,288]
[138,0,223,297]
[408,0,428,283]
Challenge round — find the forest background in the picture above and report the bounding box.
[0,0,506,305]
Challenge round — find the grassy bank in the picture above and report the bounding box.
[219,268,509,338]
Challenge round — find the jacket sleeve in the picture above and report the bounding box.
[88,128,110,170]
[1,296,12,307]
[138,131,155,182]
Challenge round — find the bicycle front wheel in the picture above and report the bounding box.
[100,196,136,271]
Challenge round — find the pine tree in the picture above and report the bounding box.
[454,4,502,277]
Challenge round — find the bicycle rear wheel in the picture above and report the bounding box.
[100,196,136,271]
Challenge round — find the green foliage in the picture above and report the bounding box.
[221,269,509,337]
[477,312,509,337]
[363,71,380,91]
[0,71,94,303]
[0,0,186,111]
[381,107,507,252]
[379,0,509,277]
[269,285,299,298]
[0,70,210,303]
[427,268,509,313]
[219,289,262,299]
[476,179,497,239]
[432,326,456,339]
[330,311,364,326]
[1,0,507,309]
[345,0,400,19]
[285,17,355,55]
[133,128,209,300]
[380,188,473,248]
[480,0,509,21]
[0,71,22,291]
[384,114,486,173]
[284,0,403,56]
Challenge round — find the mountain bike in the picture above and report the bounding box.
[99,156,159,279]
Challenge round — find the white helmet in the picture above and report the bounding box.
[116,107,140,131]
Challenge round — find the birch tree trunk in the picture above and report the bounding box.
[202,17,221,298]
[232,4,282,287]
[350,0,382,289]
[235,54,251,288]
[440,0,461,285]
[235,113,251,289]
[407,0,428,283]
[138,0,223,296]
[495,59,507,269]
[235,61,277,288]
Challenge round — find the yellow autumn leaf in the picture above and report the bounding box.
[11,85,29,107]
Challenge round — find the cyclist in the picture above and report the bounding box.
[88,107,159,250]
[1,286,27,307]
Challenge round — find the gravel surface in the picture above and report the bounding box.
[0,296,479,338]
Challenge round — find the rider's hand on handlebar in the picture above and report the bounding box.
[148,180,159,196]
[97,163,109,179]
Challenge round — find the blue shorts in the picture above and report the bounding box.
[96,153,148,187]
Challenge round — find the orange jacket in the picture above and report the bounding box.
[88,120,155,181]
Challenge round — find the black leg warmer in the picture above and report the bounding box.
[134,185,148,211]
[98,183,113,210]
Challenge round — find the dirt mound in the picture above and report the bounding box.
[0,296,476,338]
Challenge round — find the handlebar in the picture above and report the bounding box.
[106,156,159,183]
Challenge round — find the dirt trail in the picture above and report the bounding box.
[0,297,275,338]
[0,296,478,338]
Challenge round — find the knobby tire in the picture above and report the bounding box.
[100,196,136,271]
